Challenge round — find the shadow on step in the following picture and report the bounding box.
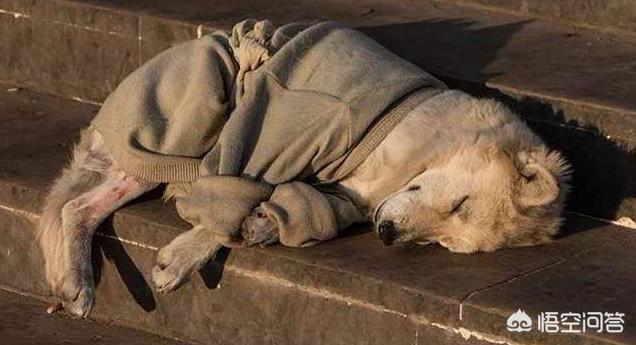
[199,247,231,290]
[361,18,532,83]
[507,94,636,229]
[448,79,636,236]
[94,217,157,312]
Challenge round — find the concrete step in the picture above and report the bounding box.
[2,85,636,343]
[0,288,184,345]
[0,0,634,221]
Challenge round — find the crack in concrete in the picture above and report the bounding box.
[0,284,198,344]
[492,82,636,119]
[0,203,160,250]
[94,232,159,251]
[0,6,130,39]
[137,17,143,68]
[458,257,568,321]
[458,249,593,322]
[226,265,420,322]
[71,96,102,106]
[51,20,124,37]
[0,8,29,19]
[430,322,526,345]
[0,283,48,302]
[0,204,39,223]
[526,117,606,135]
[567,211,636,229]
[227,265,522,345]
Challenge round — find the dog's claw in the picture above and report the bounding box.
[46,303,63,314]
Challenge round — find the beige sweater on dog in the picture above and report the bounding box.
[91,20,446,246]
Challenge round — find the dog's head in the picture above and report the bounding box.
[373,140,571,254]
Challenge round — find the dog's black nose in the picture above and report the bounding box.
[378,220,397,246]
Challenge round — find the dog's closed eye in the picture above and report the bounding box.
[450,195,469,214]
[407,185,421,191]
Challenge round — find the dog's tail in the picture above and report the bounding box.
[37,129,110,285]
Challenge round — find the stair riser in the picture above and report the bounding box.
[0,207,494,345]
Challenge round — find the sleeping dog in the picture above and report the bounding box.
[38,19,570,317]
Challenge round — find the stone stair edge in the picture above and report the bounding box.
[51,0,636,38]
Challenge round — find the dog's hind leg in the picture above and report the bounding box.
[56,170,155,316]
[39,130,157,317]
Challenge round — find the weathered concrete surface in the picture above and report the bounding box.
[0,87,635,343]
[0,0,139,102]
[462,216,636,345]
[0,288,184,345]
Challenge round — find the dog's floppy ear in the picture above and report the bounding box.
[515,152,560,208]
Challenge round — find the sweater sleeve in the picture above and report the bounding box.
[173,176,274,247]
[258,182,364,247]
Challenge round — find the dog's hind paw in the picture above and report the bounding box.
[241,206,278,247]
[62,284,95,318]
[47,263,95,318]
[49,275,95,318]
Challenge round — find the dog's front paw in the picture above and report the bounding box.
[152,228,219,293]
[241,206,278,247]
[152,246,197,293]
